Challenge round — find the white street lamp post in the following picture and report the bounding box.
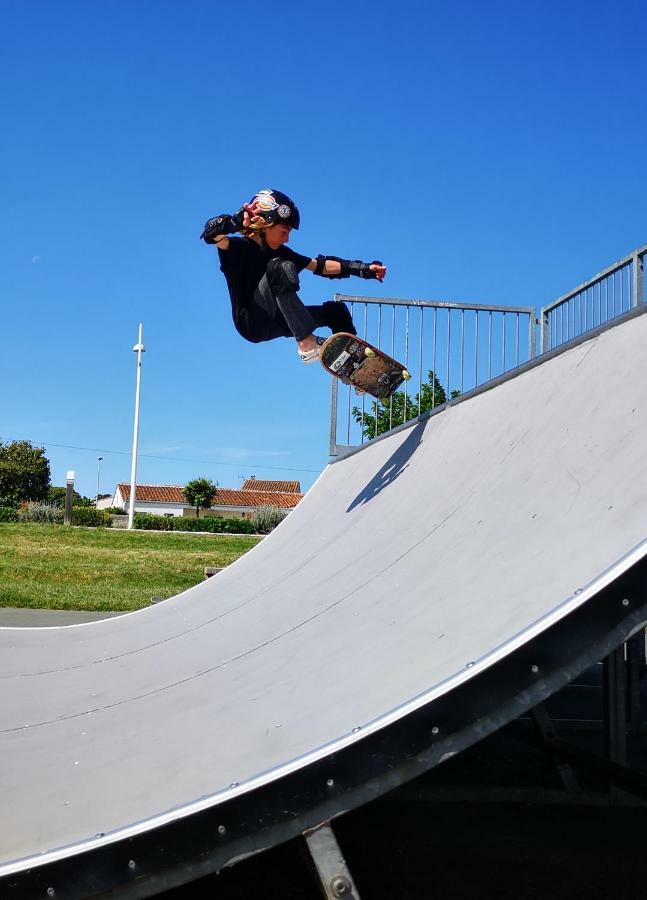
[128,323,145,530]
[96,456,103,509]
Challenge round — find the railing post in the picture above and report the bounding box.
[539,309,549,355]
[632,251,644,307]
[329,377,340,457]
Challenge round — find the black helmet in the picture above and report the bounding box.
[250,188,300,230]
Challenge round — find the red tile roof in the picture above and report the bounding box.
[116,484,302,510]
[241,478,301,493]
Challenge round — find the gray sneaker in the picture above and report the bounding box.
[298,336,326,364]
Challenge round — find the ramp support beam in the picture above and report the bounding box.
[530,703,581,794]
[304,822,362,900]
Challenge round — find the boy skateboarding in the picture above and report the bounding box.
[201,188,387,364]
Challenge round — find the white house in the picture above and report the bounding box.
[110,477,303,520]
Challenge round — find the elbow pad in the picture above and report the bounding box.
[200,208,245,243]
[314,255,350,279]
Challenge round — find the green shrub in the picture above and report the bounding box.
[132,513,256,534]
[252,506,287,534]
[133,512,174,531]
[0,506,19,522]
[104,507,125,515]
[71,507,113,527]
[18,502,63,524]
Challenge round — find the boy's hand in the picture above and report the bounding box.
[369,263,387,282]
[242,201,267,230]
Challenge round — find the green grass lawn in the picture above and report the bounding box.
[0,523,262,612]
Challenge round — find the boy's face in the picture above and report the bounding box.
[264,223,292,249]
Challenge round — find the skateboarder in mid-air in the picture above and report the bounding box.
[201,189,387,364]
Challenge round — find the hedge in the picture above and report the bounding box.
[0,506,19,522]
[133,512,256,534]
[71,507,113,527]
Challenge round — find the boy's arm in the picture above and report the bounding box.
[305,256,387,282]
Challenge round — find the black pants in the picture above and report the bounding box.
[237,272,356,344]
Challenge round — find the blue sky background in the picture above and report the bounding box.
[1,0,645,498]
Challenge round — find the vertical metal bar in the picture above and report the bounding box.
[636,250,645,305]
[389,305,396,431]
[539,309,546,354]
[515,312,520,366]
[626,632,645,732]
[403,305,410,420]
[488,310,492,380]
[530,310,537,360]
[418,306,424,416]
[329,377,339,456]
[460,309,465,393]
[432,307,437,409]
[446,308,451,400]
[604,277,609,322]
[502,312,507,374]
[474,310,479,387]
[375,304,382,436]
[603,646,627,767]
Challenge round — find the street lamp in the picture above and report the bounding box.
[128,323,145,530]
[96,456,103,508]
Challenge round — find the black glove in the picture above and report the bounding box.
[200,208,245,243]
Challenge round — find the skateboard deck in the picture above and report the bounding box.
[320,333,410,400]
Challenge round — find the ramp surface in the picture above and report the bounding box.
[2,312,647,879]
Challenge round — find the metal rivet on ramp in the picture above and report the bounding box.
[531,665,539,674]
[622,598,630,606]
[128,860,136,870]
[330,875,352,897]
[218,825,226,835]
[352,726,361,733]
[46,890,55,898]
[326,778,335,787]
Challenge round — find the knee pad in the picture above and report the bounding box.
[266,258,300,294]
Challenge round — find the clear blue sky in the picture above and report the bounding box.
[1,0,645,498]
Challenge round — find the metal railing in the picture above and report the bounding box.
[328,244,646,456]
[540,246,645,353]
[329,296,535,455]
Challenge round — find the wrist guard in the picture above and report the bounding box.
[314,255,383,279]
[348,259,383,279]
[200,208,245,243]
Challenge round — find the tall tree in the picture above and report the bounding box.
[0,439,51,506]
[352,371,460,441]
[182,478,218,519]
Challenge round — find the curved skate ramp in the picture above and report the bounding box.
[2,311,647,894]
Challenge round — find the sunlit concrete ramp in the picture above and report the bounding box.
[2,309,647,898]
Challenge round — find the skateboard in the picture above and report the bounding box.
[320,333,411,399]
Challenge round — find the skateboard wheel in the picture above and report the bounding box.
[402,369,411,381]
[364,347,376,358]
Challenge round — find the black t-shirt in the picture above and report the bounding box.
[217,237,311,332]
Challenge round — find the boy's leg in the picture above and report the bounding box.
[305,300,357,335]
[258,259,318,342]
